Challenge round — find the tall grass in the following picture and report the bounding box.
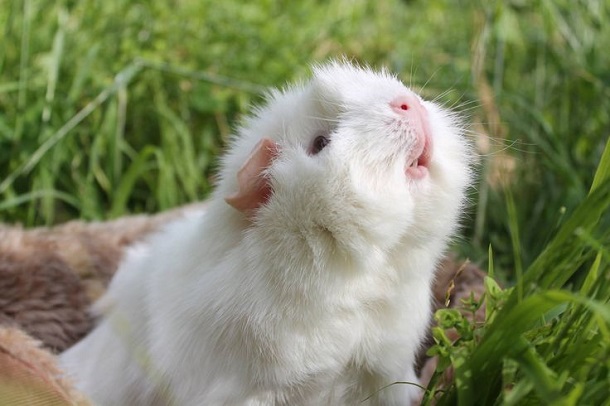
[1,0,609,403]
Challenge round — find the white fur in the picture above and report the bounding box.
[60,62,473,405]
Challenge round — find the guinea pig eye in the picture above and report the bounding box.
[310,134,330,155]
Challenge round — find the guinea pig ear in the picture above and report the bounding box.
[224,138,279,216]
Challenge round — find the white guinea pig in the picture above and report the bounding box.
[60,61,473,406]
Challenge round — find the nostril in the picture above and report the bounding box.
[390,94,420,115]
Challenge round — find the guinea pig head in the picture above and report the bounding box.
[223,62,472,267]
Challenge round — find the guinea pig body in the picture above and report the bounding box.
[60,62,472,405]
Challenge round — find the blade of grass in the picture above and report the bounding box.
[155,97,199,201]
[590,137,610,194]
[510,337,564,402]
[109,145,159,218]
[0,189,80,211]
[41,8,66,125]
[14,0,32,142]
[137,59,267,94]
[505,187,523,302]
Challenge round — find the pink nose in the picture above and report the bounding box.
[390,93,433,178]
[389,94,430,140]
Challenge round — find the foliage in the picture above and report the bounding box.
[424,142,610,404]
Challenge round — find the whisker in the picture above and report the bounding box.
[476,141,534,156]
[454,104,482,116]
[452,100,481,110]
[418,67,442,94]
[467,131,538,154]
[409,60,415,89]
[431,89,453,104]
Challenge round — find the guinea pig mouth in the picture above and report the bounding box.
[405,134,432,179]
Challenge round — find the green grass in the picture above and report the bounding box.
[1,0,609,404]
[425,144,610,404]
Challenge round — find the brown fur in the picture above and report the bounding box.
[0,326,90,405]
[0,204,204,353]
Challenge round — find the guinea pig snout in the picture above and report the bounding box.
[390,94,433,179]
[389,93,430,139]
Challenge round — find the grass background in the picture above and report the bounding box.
[1,0,609,404]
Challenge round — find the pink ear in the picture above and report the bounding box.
[224,138,279,215]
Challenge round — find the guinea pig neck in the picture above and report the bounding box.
[224,201,439,318]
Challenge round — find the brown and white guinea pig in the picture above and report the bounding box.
[60,61,473,406]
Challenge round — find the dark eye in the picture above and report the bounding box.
[310,134,330,155]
